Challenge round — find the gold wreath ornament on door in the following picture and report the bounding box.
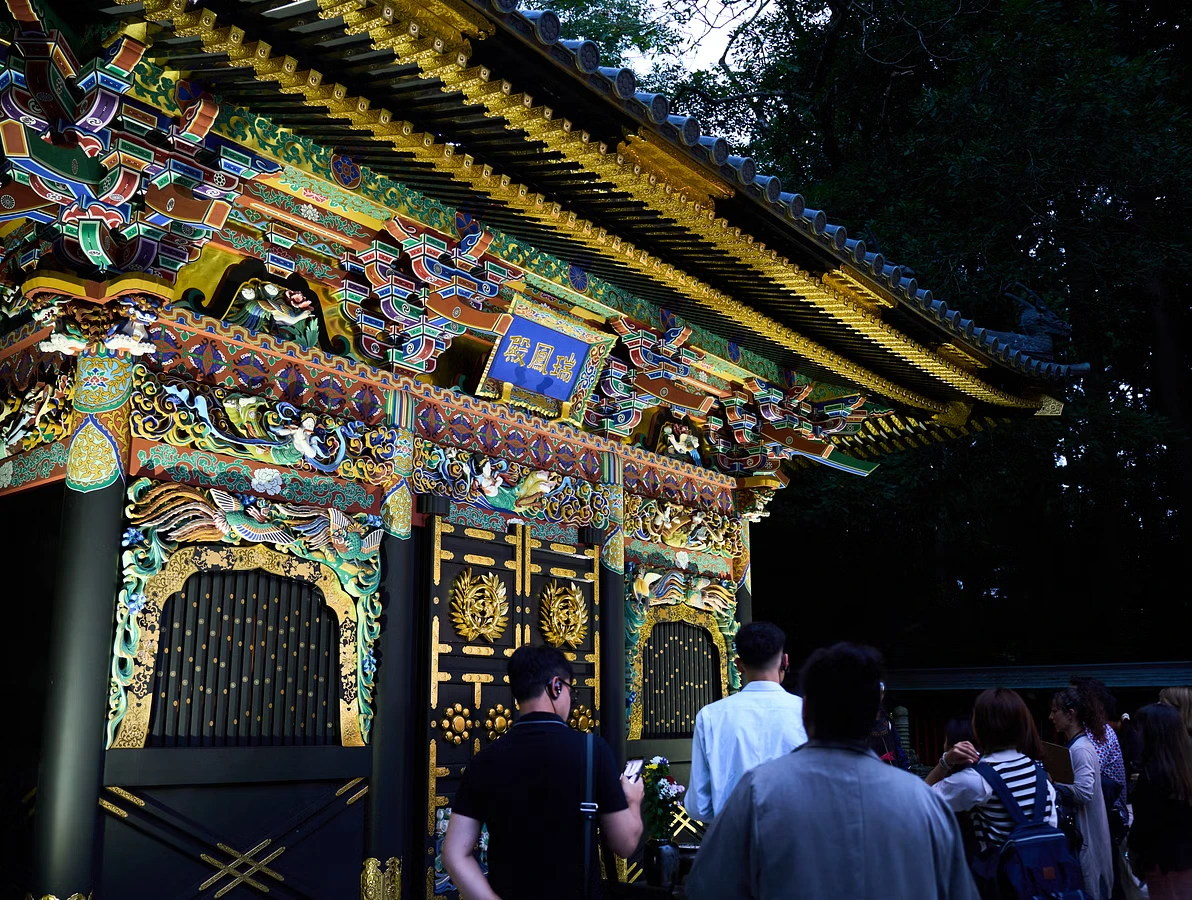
[450,568,509,643]
[538,580,589,648]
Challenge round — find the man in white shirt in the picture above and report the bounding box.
[684,621,807,822]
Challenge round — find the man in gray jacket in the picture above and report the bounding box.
[686,642,979,900]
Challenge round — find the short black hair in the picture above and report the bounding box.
[508,644,573,702]
[799,642,883,741]
[735,621,786,668]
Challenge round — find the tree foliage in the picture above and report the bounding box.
[620,1,1192,664]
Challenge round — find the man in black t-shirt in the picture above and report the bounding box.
[443,645,643,900]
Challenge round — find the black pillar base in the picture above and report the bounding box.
[365,529,426,900]
[31,480,124,897]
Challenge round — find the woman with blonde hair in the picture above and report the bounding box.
[1158,687,1192,739]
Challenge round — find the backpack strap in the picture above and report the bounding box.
[1028,762,1048,825]
[974,761,1033,829]
[580,732,598,900]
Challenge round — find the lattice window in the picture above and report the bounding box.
[640,621,722,739]
[147,569,340,746]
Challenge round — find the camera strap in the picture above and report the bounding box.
[580,732,598,900]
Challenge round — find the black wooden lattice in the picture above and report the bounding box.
[641,620,723,739]
[148,569,340,746]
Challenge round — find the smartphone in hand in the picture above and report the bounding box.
[623,758,643,780]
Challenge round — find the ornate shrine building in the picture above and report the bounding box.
[0,0,1085,897]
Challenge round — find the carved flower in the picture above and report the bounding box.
[126,592,147,615]
[121,528,144,548]
[298,202,321,221]
[250,467,284,495]
[0,460,12,489]
[361,647,377,676]
[675,550,690,569]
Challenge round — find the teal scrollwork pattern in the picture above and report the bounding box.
[107,477,384,748]
[446,502,507,533]
[529,521,580,544]
[0,440,69,491]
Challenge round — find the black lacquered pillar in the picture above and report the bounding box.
[598,450,626,768]
[735,520,753,626]
[599,539,626,768]
[31,347,132,899]
[364,529,423,898]
[363,435,430,899]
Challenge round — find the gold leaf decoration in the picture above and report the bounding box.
[485,703,513,742]
[437,703,475,745]
[450,567,509,643]
[538,580,589,648]
[569,704,597,733]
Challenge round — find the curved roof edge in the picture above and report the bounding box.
[468,0,1089,384]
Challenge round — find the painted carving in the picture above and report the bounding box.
[449,568,509,643]
[32,295,157,358]
[130,368,405,490]
[226,277,319,348]
[736,486,778,523]
[107,478,382,748]
[338,221,517,373]
[537,580,589,649]
[625,560,740,729]
[631,568,735,616]
[412,439,612,529]
[658,420,703,467]
[624,494,743,559]
[624,590,735,738]
[0,372,72,457]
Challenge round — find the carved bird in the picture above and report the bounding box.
[327,508,383,560]
[210,490,296,545]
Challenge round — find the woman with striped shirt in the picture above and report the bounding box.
[929,689,1057,894]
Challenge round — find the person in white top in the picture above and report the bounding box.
[684,621,807,821]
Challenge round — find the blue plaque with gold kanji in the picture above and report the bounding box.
[477,296,616,423]
[488,319,591,402]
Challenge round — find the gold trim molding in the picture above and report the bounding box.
[627,604,730,740]
[361,857,401,900]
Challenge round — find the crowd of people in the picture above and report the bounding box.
[442,628,1192,899]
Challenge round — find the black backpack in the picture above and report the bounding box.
[969,762,1087,900]
[1100,775,1128,845]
